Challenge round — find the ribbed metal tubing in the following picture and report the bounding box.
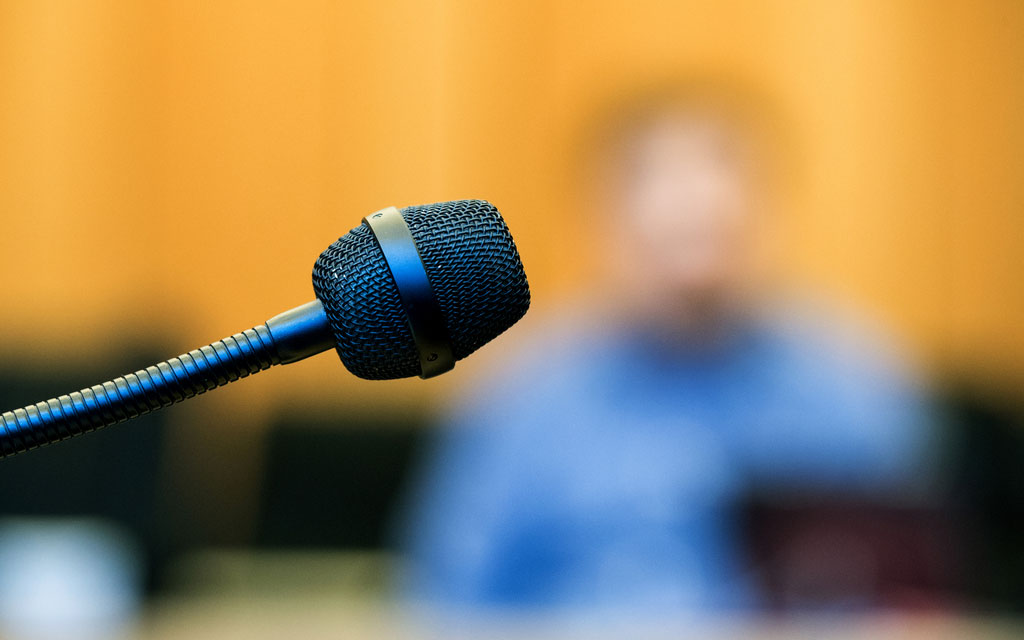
[0,326,280,459]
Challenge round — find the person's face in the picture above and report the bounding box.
[600,111,761,315]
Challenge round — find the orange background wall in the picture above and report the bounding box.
[1,0,1022,413]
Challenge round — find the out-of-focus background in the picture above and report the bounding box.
[0,0,1022,638]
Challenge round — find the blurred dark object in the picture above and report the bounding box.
[0,352,168,591]
[744,497,962,611]
[941,384,1024,612]
[256,413,426,549]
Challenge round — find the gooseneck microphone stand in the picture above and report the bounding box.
[0,301,334,459]
[0,201,519,460]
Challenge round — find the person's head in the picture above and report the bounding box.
[582,78,787,337]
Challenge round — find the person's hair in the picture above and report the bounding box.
[574,72,797,190]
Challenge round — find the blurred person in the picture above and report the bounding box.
[399,79,936,617]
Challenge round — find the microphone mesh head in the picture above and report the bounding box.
[312,200,531,380]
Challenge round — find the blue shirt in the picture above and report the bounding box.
[400,305,932,614]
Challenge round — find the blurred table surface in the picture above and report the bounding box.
[137,599,1024,640]
[123,550,1024,640]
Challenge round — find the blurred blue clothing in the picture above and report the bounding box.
[401,306,932,614]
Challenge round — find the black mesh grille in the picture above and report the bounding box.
[312,200,531,380]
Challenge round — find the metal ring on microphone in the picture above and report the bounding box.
[364,206,455,378]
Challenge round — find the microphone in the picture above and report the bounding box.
[0,200,530,459]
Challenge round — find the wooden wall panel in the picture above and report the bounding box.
[0,0,1021,414]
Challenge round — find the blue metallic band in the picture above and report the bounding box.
[364,207,455,378]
